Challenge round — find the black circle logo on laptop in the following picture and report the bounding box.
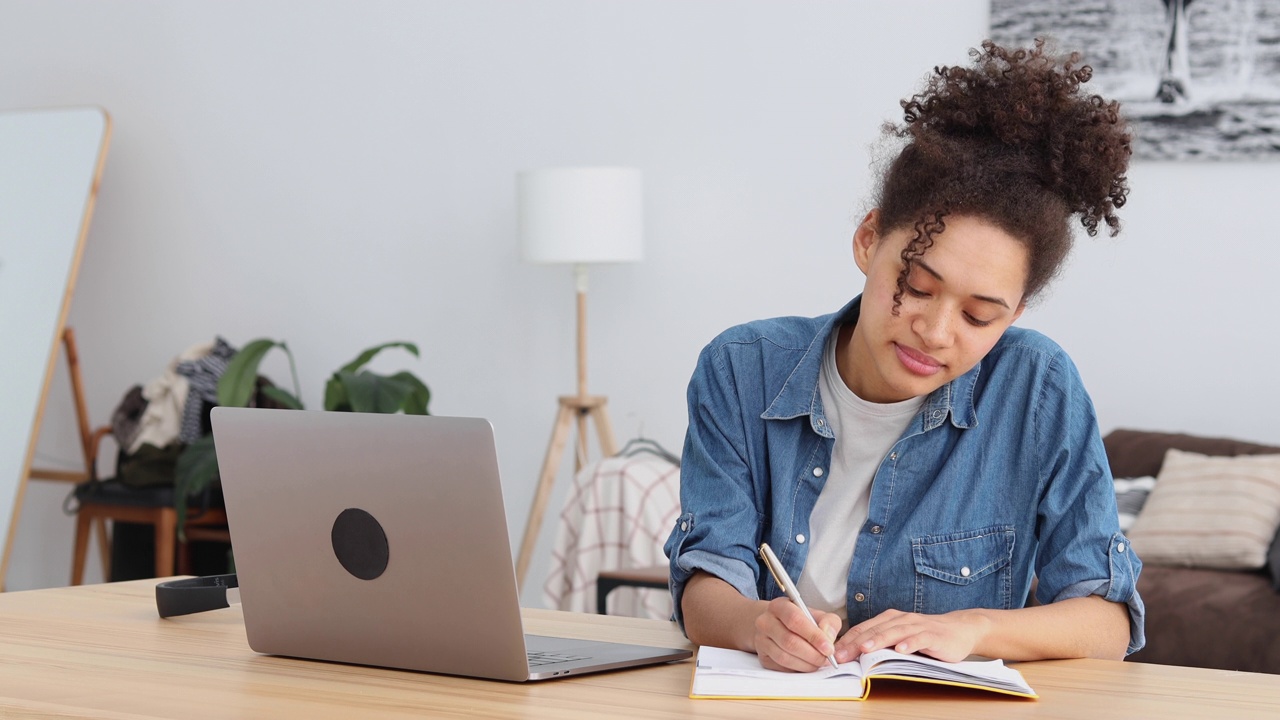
[331,507,390,580]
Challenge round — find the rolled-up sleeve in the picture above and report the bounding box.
[663,342,765,633]
[1040,533,1146,655]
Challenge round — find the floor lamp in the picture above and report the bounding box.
[514,167,643,589]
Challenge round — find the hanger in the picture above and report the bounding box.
[617,428,680,466]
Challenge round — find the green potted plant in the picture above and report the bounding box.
[173,339,429,534]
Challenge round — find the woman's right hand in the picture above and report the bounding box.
[753,597,843,672]
[681,572,843,672]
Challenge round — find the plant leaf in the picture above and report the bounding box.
[174,434,219,540]
[389,371,431,415]
[339,370,414,413]
[261,385,304,410]
[218,339,285,408]
[323,373,350,412]
[337,342,419,376]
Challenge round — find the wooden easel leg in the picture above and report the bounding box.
[515,402,577,589]
[63,328,94,461]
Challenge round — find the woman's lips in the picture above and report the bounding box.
[894,343,943,376]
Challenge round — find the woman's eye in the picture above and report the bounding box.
[965,314,993,328]
[905,284,929,298]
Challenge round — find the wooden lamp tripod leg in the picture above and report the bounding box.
[515,400,576,589]
[590,401,618,457]
[514,396,617,591]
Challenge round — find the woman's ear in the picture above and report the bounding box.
[852,210,882,274]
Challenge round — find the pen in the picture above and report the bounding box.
[759,542,840,670]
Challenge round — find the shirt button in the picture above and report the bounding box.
[680,521,688,532]
[871,525,882,534]
[854,592,866,602]
[889,452,897,461]
[813,467,824,478]
[960,566,971,577]
[1117,543,1126,553]
[796,534,806,544]
[816,418,825,427]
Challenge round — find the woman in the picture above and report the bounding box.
[664,39,1144,672]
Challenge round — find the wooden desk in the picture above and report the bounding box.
[0,579,1277,719]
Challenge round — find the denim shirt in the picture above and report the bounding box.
[664,296,1146,654]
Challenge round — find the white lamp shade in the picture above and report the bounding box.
[518,167,643,264]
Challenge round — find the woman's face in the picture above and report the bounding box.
[841,211,1028,404]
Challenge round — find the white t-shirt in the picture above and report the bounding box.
[796,328,924,621]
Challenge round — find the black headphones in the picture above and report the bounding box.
[155,573,239,618]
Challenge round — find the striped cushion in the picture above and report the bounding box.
[1113,476,1156,532]
[1127,449,1280,570]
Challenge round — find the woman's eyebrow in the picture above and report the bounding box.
[915,260,1012,309]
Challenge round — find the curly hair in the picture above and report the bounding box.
[874,39,1131,309]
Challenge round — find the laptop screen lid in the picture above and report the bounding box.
[210,407,689,681]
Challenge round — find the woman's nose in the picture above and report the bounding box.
[912,306,954,349]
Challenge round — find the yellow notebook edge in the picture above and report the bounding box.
[869,673,1039,699]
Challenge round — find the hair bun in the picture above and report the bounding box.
[897,39,1131,237]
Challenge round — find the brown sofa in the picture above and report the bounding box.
[1104,429,1280,675]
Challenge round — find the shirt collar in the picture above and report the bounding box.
[761,295,979,432]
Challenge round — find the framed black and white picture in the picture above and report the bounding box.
[990,0,1280,160]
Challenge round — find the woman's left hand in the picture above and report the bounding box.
[835,608,991,663]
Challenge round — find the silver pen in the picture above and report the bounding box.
[759,542,840,670]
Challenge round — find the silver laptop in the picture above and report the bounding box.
[210,407,691,681]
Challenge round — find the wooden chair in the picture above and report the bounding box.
[28,328,230,586]
[70,462,229,585]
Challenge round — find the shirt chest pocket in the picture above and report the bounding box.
[910,526,1015,614]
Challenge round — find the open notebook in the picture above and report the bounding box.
[690,645,1037,700]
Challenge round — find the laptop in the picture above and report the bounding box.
[209,406,691,681]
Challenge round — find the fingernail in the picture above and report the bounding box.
[862,640,873,650]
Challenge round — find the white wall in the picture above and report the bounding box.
[2,1,1276,597]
